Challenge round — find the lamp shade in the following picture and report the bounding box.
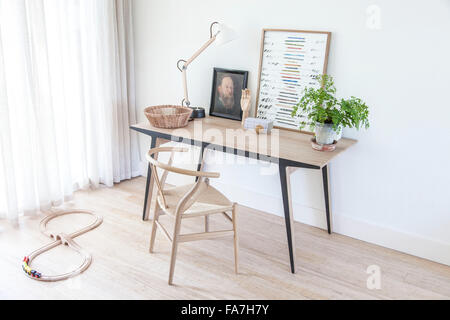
[214,23,238,46]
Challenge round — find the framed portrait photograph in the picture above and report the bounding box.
[209,68,249,121]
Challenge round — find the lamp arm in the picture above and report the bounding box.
[178,35,218,107]
[181,68,189,107]
[184,35,217,68]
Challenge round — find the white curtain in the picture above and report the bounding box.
[0,0,140,221]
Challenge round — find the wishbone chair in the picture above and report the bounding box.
[146,146,239,285]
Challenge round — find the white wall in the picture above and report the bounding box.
[132,0,450,266]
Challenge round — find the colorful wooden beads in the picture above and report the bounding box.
[22,256,41,278]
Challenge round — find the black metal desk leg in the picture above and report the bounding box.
[322,165,332,234]
[279,160,296,274]
[142,136,158,221]
[195,143,207,182]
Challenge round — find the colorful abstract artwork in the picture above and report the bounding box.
[256,30,331,132]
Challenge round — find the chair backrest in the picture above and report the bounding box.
[146,146,219,214]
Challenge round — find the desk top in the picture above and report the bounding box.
[131,117,357,168]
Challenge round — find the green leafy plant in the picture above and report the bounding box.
[291,74,370,133]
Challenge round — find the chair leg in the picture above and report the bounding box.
[149,202,161,253]
[232,204,239,274]
[168,215,182,285]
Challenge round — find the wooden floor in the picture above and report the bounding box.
[1,177,449,300]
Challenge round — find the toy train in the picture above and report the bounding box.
[22,257,41,279]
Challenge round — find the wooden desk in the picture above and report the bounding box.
[131,117,356,273]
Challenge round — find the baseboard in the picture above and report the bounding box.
[332,214,450,267]
[137,161,450,267]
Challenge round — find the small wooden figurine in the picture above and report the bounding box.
[240,88,251,128]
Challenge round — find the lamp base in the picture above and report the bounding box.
[189,107,206,119]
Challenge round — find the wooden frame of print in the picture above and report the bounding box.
[209,67,249,121]
[255,29,331,133]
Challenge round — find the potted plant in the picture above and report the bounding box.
[291,74,370,146]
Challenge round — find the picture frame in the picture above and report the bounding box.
[209,68,249,121]
[255,29,331,133]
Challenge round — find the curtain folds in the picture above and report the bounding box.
[0,0,140,221]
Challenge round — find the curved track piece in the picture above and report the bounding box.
[22,210,102,282]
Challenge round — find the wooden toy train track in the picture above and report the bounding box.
[21,210,102,282]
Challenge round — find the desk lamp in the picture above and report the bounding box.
[177,22,237,118]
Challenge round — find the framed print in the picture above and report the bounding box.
[255,29,331,132]
[209,68,249,121]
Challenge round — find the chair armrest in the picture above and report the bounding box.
[146,147,220,179]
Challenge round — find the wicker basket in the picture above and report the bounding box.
[144,105,193,129]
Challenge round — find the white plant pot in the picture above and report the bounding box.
[314,122,337,145]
